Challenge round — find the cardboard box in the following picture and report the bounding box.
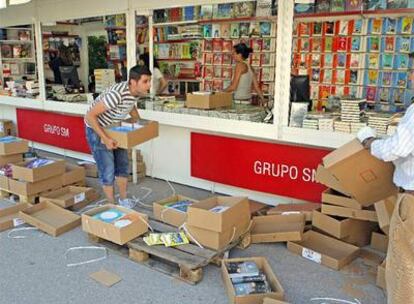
[375,195,397,235]
[321,139,398,206]
[287,230,360,270]
[267,203,319,222]
[19,201,81,237]
[251,214,305,243]
[0,137,28,155]
[321,204,378,222]
[153,195,199,227]
[78,162,98,178]
[0,203,31,232]
[371,232,388,253]
[9,175,62,196]
[39,186,97,208]
[263,298,290,304]
[315,164,351,196]
[0,119,13,137]
[0,175,9,190]
[221,257,284,304]
[341,220,378,247]
[128,162,146,174]
[61,164,86,186]
[0,153,23,166]
[105,120,159,149]
[186,92,233,109]
[321,189,362,210]
[12,158,65,182]
[82,204,148,245]
[377,261,386,290]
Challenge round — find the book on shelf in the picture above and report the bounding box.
[1,44,12,58]
[221,23,231,38]
[365,0,387,10]
[260,22,274,37]
[313,22,323,36]
[213,66,222,78]
[204,40,212,52]
[251,39,263,52]
[212,39,223,52]
[311,53,321,67]
[311,68,321,82]
[261,67,274,81]
[249,22,261,37]
[368,53,380,69]
[378,87,390,102]
[371,18,383,34]
[323,53,334,68]
[319,85,332,99]
[295,3,315,14]
[204,65,213,78]
[212,24,221,38]
[230,2,256,18]
[381,71,393,86]
[366,87,377,102]
[392,88,405,104]
[222,66,233,78]
[213,79,223,91]
[217,3,232,19]
[301,38,310,52]
[311,37,322,52]
[397,36,411,53]
[316,0,331,12]
[383,36,396,52]
[335,36,348,52]
[262,38,275,52]
[183,6,197,21]
[322,69,333,83]
[213,53,223,65]
[256,0,272,16]
[387,0,410,9]
[338,20,349,35]
[352,19,365,35]
[239,23,250,37]
[251,53,261,66]
[261,53,275,66]
[394,72,408,88]
[298,22,310,36]
[204,53,213,64]
[346,0,364,11]
[222,53,232,65]
[203,24,212,38]
[350,53,364,68]
[366,70,379,86]
[200,5,213,20]
[324,36,333,52]
[381,53,394,69]
[385,17,397,34]
[401,17,413,34]
[351,36,361,52]
[335,53,348,68]
[335,69,346,84]
[324,22,335,35]
[396,54,409,69]
[168,7,182,22]
[368,36,380,52]
[223,40,233,53]
[349,69,361,85]
[331,0,345,12]
[230,23,240,38]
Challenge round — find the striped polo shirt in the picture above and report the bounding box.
[85,82,138,127]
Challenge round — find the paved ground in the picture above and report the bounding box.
[0,157,387,304]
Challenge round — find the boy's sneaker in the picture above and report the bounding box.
[118,198,137,209]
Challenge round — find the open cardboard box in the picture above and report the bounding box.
[287,230,360,270]
[221,257,285,304]
[321,204,378,222]
[267,203,318,222]
[39,186,97,208]
[321,189,362,210]
[375,195,397,235]
[9,175,62,196]
[61,164,86,186]
[153,194,199,227]
[315,164,351,196]
[0,202,31,232]
[0,175,9,190]
[12,158,65,182]
[19,201,81,237]
[371,232,388,253]
[82,204,148,245]
[377,261,386,290]
[186,92,233,109]
[0,136,28,156]
[105,120,159,149]
[250,214,305,243]
[321,139,398,206]
[0,153,23,166]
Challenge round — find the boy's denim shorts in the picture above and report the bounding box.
[85,126,129,186]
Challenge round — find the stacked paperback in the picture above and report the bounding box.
[367,112,394,136]
[340,98,366,123]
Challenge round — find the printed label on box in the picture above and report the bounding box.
[302,247,322,264]
[282,211,301,215]
[74,192,86,204]
[13,218,25,227]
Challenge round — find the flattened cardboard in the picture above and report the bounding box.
[187,196,250,233]
[221,257,285,304]
[251,214,305,243]
[19,201,81,237]
[0,175,9,190]
[0,153,23,166]
[370,232,388,253]
[322,139,398,206]
[186,92,233,109]
[375,195,397,235]
[153,195,199,227]
[9,175,62,196]
[105,120,159,149]
[39,186,97,208]
[377,261,386,290]
[12,158,65,182]
[0,137,28,155]
[90,269,122,287]
[0,119,13,137]
[321,204,378,222]
[62,164,86,186]
[267,203,319,222]
[316,164,351,196]
[82,204,148,245]
[0,203,31,232]
[287,230,360,270]
[322,189,362,210]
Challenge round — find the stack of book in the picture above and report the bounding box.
[367,112,393,136]
[350,121,368,134]
[334,120,352,133]
[340,98,366,123]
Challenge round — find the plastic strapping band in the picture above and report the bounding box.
[138,216,154,232]
[64,246,108,267]
[310,297,361,304]
[180,223,204,249]
[7,227,41,239]
[166,180,176,196]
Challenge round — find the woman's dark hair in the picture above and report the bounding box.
[233,43,253,60]
[139,52,160,69]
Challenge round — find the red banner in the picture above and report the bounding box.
[191,133,332,202]
[16,109,90,154]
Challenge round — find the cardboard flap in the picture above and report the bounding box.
[323,140,364,168]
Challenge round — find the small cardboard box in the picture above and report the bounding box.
[321,204,378,222]
[105,120,159,149]
[251,214,305,243]
[375,195,397,235]
[186,92,233,109]
[267,203,319,222]
[0,175,9,190]
[0,203,31,232]
[377,261,386,290]
[12,158,65,182]
[153,195,199,227]
[82,204,148,245]
[321,139,398,206]
[321,189,362,210]
[312,210,352,239]
[370,232,388,253]
[287,230,360,270]
[342,220,378,247]
[61,164,86,186]
[0,153,23,166]
[9,175,62,196]
[187,196,250,233]
[0,137,28,155]
[221,257,285,304]
[0,119,13,137]
[19,201,81,237]
[39,186,97,209]
[315,164,351,196]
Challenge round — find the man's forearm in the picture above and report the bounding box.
[86,114,109,141]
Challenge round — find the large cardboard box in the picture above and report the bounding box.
[0,153,23,166]
[221,257,285,304]
[186,92,233,109]
[82,204,148,245]
[315,165,351,196]
[153,195,199,227]
[321,189,362,210]
[19,201,81,237]
[377,261,386,290]
[321,139,398,206]
[105,120,159,149]
[251,214,305,243]
[375,195,397,235]
[267,203,318,222]
[0,203,31,232]
[0,136,28,155]
[321,204,378,222]
[371,232,388,253]
[39,186,97,209]
[61,164,86,186]
[12,158,65,182]
[287,230,360,270]
[0,119,13,137]
[0,175,9,190]
[9,175,62,196]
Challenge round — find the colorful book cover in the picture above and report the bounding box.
[311,38,322,52]
[203,24,212,38]
[256,0,272,16]
[203,80,212,91]
[368,53,380,69]
[378,87,390,102]
[394,72,407,87]
[350,53,362,68]
[401,17,413,34]
[222,67,232,79]
[217,3,232,18]
[183,6,195,21]
[230,23,240,38]
[213,53,222,65]
[336,37,348,52]
[324,37,333,52]
[262,38,274,51]
[352,19,364,34]
[396,54,409,69]
[316,0,331,12]
[387,0,409,9]
[384,36,395,52]
[240,23,250,37]
[350,69,360,84]
[371,18,383,34]
[346,0,364,11]
[262,67,274,81]
[323,69,333,83]
[385,17,397,34]
[331,0,346,11]
[293,38,299,52]
[200,5,213,20]
[368,36,380,51]
[311,54,321,67]
[213,66,222,78]
[212,24,221,38]
[260,22,272,37]
[298,22,310,36]
[351,37,361,51]
[221,23,231,38]
[367,70,379,85]
[222,53,232,65]
[295,3,315,14]
[335,70,346,84]
[335,86,345,97]
[336,53,347,68]
[404,89,414,105]
[319,85,331,99]
[212,79,223,91]
[393,88,405,104]
[301,38,310,52]
[212,4,219,19]
[231,1,255,18]
[366,87,377,102]
[382,54,394,69]
[251,53,261,66]
[339,20,349,35]
[212,39,223,52]
[313,22,323,36]
[399,36,411,53]
[366,0,387,10]
[223,40,233,52]
[204,40,213,52]
[311,68,321,82]
[324,22,335,35]
[381,71,393,86]
[324,53,334,67]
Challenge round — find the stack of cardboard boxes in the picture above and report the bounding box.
[127,149,146,181]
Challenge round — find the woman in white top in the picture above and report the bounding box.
[139,53,168,95]
[224,43,265,105]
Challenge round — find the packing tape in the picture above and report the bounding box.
[137,216,153,232]
[64,246,107,267]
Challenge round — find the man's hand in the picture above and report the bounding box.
[362,137,376,149]
[103,137,118,150]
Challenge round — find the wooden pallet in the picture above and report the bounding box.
[88,206,251,284]
[0,185,62,204]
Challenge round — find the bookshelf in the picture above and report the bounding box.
[104,14,127,82]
